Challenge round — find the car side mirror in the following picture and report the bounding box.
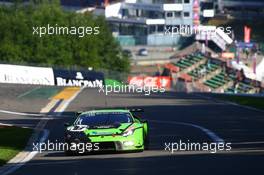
[130,108,144,113]
[75,111,82,117]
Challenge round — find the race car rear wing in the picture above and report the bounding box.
[74,108,144,117]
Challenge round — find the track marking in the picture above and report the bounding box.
[149,119,224,143]
[17,87,41,99]
[222,101,264,113]
[0,87,84,175]
[30,148,264,162]
[193,93,264,113]
[0,110,44,116]
[0,123,13,127]
[53,87,81,100]
[0,87,83,117]
[55,87,84,115]
[0,129,49,175]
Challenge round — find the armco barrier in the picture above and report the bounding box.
[0,64,105,87]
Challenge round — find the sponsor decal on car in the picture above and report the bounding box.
[90,131,113,135]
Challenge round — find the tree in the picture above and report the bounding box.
[0,1,130,73]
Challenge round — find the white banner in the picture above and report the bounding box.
[230,61,257,81]
[0,64,55,85]
[203,10,215,18]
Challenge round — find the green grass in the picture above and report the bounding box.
[216,95,264,110]
[0,126,32,166]
[105,79,124,87]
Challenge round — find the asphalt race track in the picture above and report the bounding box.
[1,85,264,175]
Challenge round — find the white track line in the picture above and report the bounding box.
[222,100,264,113]
[0,87,84,175]
[0,109,72,119]
[149,119,224,143]
[0,123,13,127]
[0,129,49,175]
[194,93,264,113]
[0,110,44,116]
[55,87,85,116]
[17,87,41,99]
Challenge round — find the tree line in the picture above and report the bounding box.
[0,1,130,73]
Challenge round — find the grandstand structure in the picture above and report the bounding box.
[195,25,233,51]
[203,71,234,91]
[188,61,220,82]
[174,55,206,72]
[226,81,256,94]
[170,53,260,94]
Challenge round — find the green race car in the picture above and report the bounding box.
[64,109,149,155]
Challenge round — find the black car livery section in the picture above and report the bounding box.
[53,69,104,87]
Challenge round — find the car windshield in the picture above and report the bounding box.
[74,112,133,126]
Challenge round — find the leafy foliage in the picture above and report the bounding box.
[0,1,130,73]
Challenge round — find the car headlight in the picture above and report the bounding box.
[123,141,134,146]
[122,126,135,137]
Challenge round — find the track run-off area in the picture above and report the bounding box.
[0,84,264,175]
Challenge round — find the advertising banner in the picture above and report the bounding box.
[193,0,200,26]
[222,52,235,59]
[203,9,214,18]
[53,69,104,88]
[0,64,54,85]
[236,42,255,49]
[128,76,171,89]
[244,26,251,43]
